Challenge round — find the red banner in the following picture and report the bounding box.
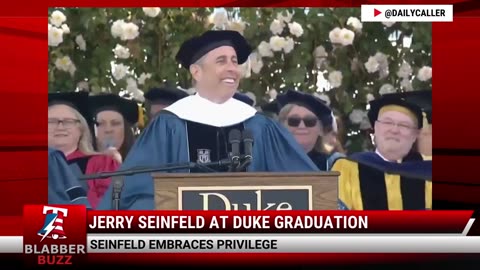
[87,210,474,234]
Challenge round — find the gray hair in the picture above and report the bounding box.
[278,103,295,122]
[190,54,208,87]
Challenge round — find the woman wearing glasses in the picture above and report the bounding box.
[48,92,120,209]
[277,90,342,171]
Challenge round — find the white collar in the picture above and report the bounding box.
[375,149,400,163]
[164,93,257,127]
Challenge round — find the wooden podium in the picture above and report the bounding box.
[152,172,339,210]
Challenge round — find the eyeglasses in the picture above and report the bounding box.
[48,118,80,129]
[376,120,416,132]
[287,116,318,127]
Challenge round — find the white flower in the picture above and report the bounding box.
[48,26,63,47]
[269,89,278,100]
[114,44,130,59]
[131,89,145,103]
[142,7,161,18]
[54,56,75,76]
[240,60,251,78]
[382,21,396,27]
[75,35,86,51]
[126,77,137,90]
[50,10,66,27]
[112,63,128,81]
[277,10,292,24]
[126,77,145,102]
[288,22,304,38]
[314,93,331,106]
[250,53,263,74]
[417,66,432,81]
[375,52,389,79]
[283,37,295,54]
[257,41,273,57]
[366,93,375,102]
[111,20,125,38]
[269,36,286,52]
[61,24,70,34]
[120,22,139,41]
[349,109,366,124]
[396,62,412,78]
[138,73,152,85]
[359,116,372,130]
[364,56,379,73]
[212,10,228,28]
[48,24,52,31]
[400,78,413,91]
[329,27,342,44]
[314,45,328,58]
[54,56,71,71]
[328,70,343,88]
[339,28,355,46]
[346,17,362,32]
[374,52,388,67]
[379,83,396,95]
[269,19,284,35]
[68,64,76,76]
[228,19,246,35]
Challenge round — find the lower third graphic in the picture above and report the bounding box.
[37,206,68,241]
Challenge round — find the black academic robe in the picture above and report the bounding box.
[308,151,328,171]
[97,104,319,210]
[332,151,432,210]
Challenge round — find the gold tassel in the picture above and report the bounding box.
[137,104,145,128]
[422,112,430,131]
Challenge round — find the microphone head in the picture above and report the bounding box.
[103,138,116,149]
[242,129,254,142]
[228,129,242,143]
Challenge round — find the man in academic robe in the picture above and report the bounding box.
[332,92,432,210]
[48,147,91,208]
[97,30,318,210]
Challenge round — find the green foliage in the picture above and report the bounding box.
[48,8,431,153]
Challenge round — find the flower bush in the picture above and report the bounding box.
[48,7,431,152]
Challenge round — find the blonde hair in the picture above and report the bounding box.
[74,109,99,156]
[379,105,418,128]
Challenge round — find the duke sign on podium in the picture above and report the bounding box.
[150,172,339,210]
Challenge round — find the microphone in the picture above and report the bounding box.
[104,137,116,149]
[237,129,254,171]
[111,176,124,210]
[228,129,242,172]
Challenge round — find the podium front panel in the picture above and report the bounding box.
[152,172,339,210]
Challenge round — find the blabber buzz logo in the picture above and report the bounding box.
[38,206,68,241]
[23,205,87,266]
